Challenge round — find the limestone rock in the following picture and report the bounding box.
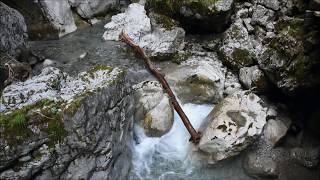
[103,3,151,42]
[198,91,267,162]
[133,81,174,137]
[263,119,289,146]
[166,55,226,104]
[146,0,234,33]
[257,0,280,11]
[103,3,185,60]
[251,5,276,27]
[219,19,261,71]
[0,2,28,58]
[239,65,269,92]
[0,65,134,180]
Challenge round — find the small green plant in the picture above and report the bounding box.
[50,79,61,91]
[11,113,26,128]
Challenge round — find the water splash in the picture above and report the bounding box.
[130,104,213,180]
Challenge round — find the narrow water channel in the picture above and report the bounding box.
[129,104,254,180]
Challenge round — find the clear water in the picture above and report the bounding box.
[129,104,254,180]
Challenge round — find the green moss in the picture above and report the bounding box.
[50,79,61,91]
[64,91,93,116]
[152,14,177,30]
[171,52,191,64]
[86,65,114,78]
[0,99,67,146]
[275,17,304,37]
[231,48,253,67]
[143,113,153,129]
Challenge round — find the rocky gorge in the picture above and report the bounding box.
[0,0,320,180]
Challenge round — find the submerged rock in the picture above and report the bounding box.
[198,90,267,162]
[0,65,134,179]
[145,0,234,33]
[133,81,174,137]
[103,3,185,60]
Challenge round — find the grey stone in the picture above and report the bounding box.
[198,90,267,163]
[0,2,28,58]
[263,119,289,146]
[0,66,134,180]
[239,65,269,92]
[133,81,174,137]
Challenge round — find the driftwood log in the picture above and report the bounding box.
[119,31,201,144]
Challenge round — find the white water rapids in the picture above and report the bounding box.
[129,104,253,180]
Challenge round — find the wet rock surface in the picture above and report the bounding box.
[133,81,174,137]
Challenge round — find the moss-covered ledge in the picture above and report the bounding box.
[0,64,133,179]
[0,65,127,148]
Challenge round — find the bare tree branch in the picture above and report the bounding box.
[119,31,201,144]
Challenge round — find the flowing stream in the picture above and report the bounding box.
[31,21,254,180]
[129,104,254,180]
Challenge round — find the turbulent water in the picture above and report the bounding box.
[129,104,254,180]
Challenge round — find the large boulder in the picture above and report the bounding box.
[2,0,77,40]
[166,55,227,104]
[133,81,174,137]
[103,3,185,60]
[145,0,234,33]
[0,2,28,58]
[198,90,267,162]
[0,65,134,179]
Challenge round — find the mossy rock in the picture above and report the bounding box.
[0,99,66,147]
[146,0,234,33]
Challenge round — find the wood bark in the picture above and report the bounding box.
[119,31,201,144]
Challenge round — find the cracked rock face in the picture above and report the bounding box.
[133,81,174,137]
[103,3,185,60]
[198,90,267,163]
[0,66,134,180]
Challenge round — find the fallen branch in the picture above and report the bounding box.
[119,31,201,144]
